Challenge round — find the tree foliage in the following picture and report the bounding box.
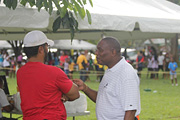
[167,0,180,5]
[3,0,93,58]
[3,0,93,40]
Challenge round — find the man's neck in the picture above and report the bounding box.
[108,56,122,68]
[28,57,44,63]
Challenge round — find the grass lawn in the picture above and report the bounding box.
[2,70,180,120]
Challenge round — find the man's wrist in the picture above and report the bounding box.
[82,84,88,92]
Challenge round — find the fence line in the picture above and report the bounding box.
[1,67,180,75]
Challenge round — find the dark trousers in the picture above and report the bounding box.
[80,70,86,82]
[158,65,164,78]
[137,67,143,78]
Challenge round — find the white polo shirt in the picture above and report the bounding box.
[0,88,10,118]
[96,57,141,120]
[158,55,164,66]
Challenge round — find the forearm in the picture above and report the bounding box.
[65,83,80,101]
[124,110,136,120]
[83,84,97,103]
[67,92,80,101]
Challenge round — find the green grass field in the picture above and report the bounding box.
[2,70,180,120]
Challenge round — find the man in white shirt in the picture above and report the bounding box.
[158,52,165,79]
[0,77,14,119]
[73,37,140,120]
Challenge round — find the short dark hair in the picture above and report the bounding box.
[101,37,121,53]
[24,43,46,59]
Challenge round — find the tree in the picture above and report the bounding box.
[7,40,23,59]
[3,0,93,59]
[167,0,180,5]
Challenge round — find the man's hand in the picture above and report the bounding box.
[124,110,136,120]
[73,79,97,103]
[72,79,86,91]
[61,94,69,103]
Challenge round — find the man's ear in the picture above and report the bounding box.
[38,46,44,54]
[111,49,117,56]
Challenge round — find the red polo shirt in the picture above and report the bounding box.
[17,62,73,120]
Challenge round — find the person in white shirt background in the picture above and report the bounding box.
[73,37,140,120]
[146,55,153,79]
[151,52,159,79]
[158,52,165,79]
[2,52,10,77]
[0,77,14,119]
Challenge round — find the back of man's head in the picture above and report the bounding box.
[23,30,54,59]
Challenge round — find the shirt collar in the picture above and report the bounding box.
[107,57,125,72]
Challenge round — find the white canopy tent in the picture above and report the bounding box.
[0,40,11,48]
[0,0,180,42]
[52,40,96,50]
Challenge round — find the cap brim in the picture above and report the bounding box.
[47,39,54,46]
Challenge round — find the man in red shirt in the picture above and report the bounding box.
[17,30,79,120]
[136,51,145,78]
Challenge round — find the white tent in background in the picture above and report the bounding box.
[0,40,11,48]
[0,0,180,42]
[143,38,167,45]
[52,40,96,50]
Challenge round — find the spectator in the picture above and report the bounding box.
[48,51,53,65]
[76,51,88,82]
[17,53,23,64]
[84,50,91,62]
[136,51,145,78]
[93,55,99,80]
[84,50,90,81]
[0,50,3,68]
[64,57,70,76]
[151,53,158,79]
[163,53,170,79]
[168,57,178,86]
[9,56,16,78]
[88,55,94,71]
[59,51,69,71]
[146,55,153,79]
[16,57,25,75]
[0,77,14,119]
[93,56,104,82]
[3,52,10,77]
[69,58,75,79]
[53,52,59,66]
[158,52,164,79]
[17,30,79,120]
[73,37,140,120]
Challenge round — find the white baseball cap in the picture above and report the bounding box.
[24,30,54,47]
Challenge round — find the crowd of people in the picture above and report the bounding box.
[134,46,178,86]
[0,48,104,82]
[38,49,105,82]
[0,50,25,78]
[0,44,178,86]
